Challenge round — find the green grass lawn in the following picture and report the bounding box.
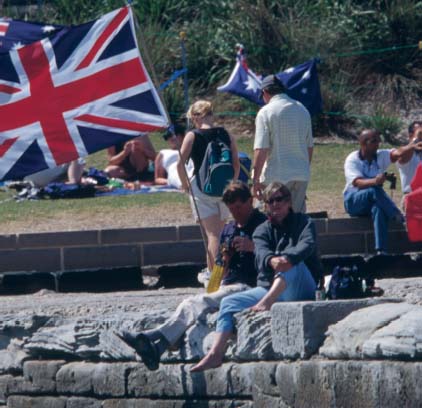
[0,139,401,226]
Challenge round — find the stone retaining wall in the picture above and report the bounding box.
[1,218,421,274]
[0,297,421,407]
[2,360,421,408]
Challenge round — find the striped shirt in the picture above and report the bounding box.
[254,94,313,183]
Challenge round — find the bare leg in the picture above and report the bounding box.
[104,165,128,179]
[190,330,232,372]
[67,160,85,184]
[201,215,225,271]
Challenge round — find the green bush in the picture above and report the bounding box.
[359,106,403,145]
[4,0,422,135]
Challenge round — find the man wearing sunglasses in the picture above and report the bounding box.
[344,128,422,254]
[191,182,321,372]
[116,181,267,371]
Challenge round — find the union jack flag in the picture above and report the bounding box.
[0,21,10,37]
[0,6,169,181]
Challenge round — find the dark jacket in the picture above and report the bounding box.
[218,209,267,287]
[253,211,323,288]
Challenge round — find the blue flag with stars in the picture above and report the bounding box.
[0,18,66,53]
[218,57,323,116]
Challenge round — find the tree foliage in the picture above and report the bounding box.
[3,0,422,134]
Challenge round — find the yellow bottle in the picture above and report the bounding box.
[206,261,225,293]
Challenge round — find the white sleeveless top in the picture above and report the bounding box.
[159,149,193,188]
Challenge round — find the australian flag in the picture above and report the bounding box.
[0,18,65,53]
[0,6,169,181]
[218,48,322,116]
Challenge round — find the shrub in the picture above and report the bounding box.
[359,106,403,145]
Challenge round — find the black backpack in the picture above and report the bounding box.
[196,131,234,197]
[327,265,364,300]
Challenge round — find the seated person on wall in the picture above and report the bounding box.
[154,124,193,189]
[343,128,422,255]
[104,134,157,181]
[396,121,422,201]
[190,182,321,372]
[116,181,267,371]
[24,159,85,187]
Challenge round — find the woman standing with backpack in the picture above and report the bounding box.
[177,100,240,274]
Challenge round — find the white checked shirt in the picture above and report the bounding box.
[254,94,313,184]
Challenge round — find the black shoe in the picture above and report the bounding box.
[115,330,160,371]
[365,286,384,297]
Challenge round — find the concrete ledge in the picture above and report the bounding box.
[0,217,421,274]
[63,245,139,270]
[0,248,61,273]
[0,235,16,250]
[271,298,399,359]
[142,241,205,265]
[178,225,203,241]
[318,232,367,255]
[17,231,98,248]
[101,227,177,244]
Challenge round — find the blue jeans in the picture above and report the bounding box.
[215,262,316,333]
[344,186,401,252]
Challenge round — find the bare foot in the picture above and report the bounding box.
[190,351,223,372]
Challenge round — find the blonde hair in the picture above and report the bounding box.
[186,100,213,121]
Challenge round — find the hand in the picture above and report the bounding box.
[413,129,422,142]
[123,142,132,154]
[232,236,254,253]
[269,256,292,272]
[221,251,232,265]
[374,173,386,186]
[250,298,273,312]
[413,141,422,152]
[252,182,265,200]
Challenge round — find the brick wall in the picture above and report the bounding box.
[0,218,421,274]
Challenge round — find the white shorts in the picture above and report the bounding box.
[188,177,230,221]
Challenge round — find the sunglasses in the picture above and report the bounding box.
[265,195,289,205]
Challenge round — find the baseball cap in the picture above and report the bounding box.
[260,74,284,91]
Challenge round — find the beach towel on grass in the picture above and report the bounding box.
[95,185,181,197]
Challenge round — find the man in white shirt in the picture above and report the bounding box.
[396,121,422,196]
[252,75,313,213]
[343,129,422,254]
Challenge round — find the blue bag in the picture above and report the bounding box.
[197,132,234,197]
[86,167,109,185]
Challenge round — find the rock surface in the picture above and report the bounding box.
[0,279,421,406]
[320,302,422,359]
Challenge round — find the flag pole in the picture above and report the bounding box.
[179,31,189,129]
[128,2,168,124]
[128,2,211,267]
